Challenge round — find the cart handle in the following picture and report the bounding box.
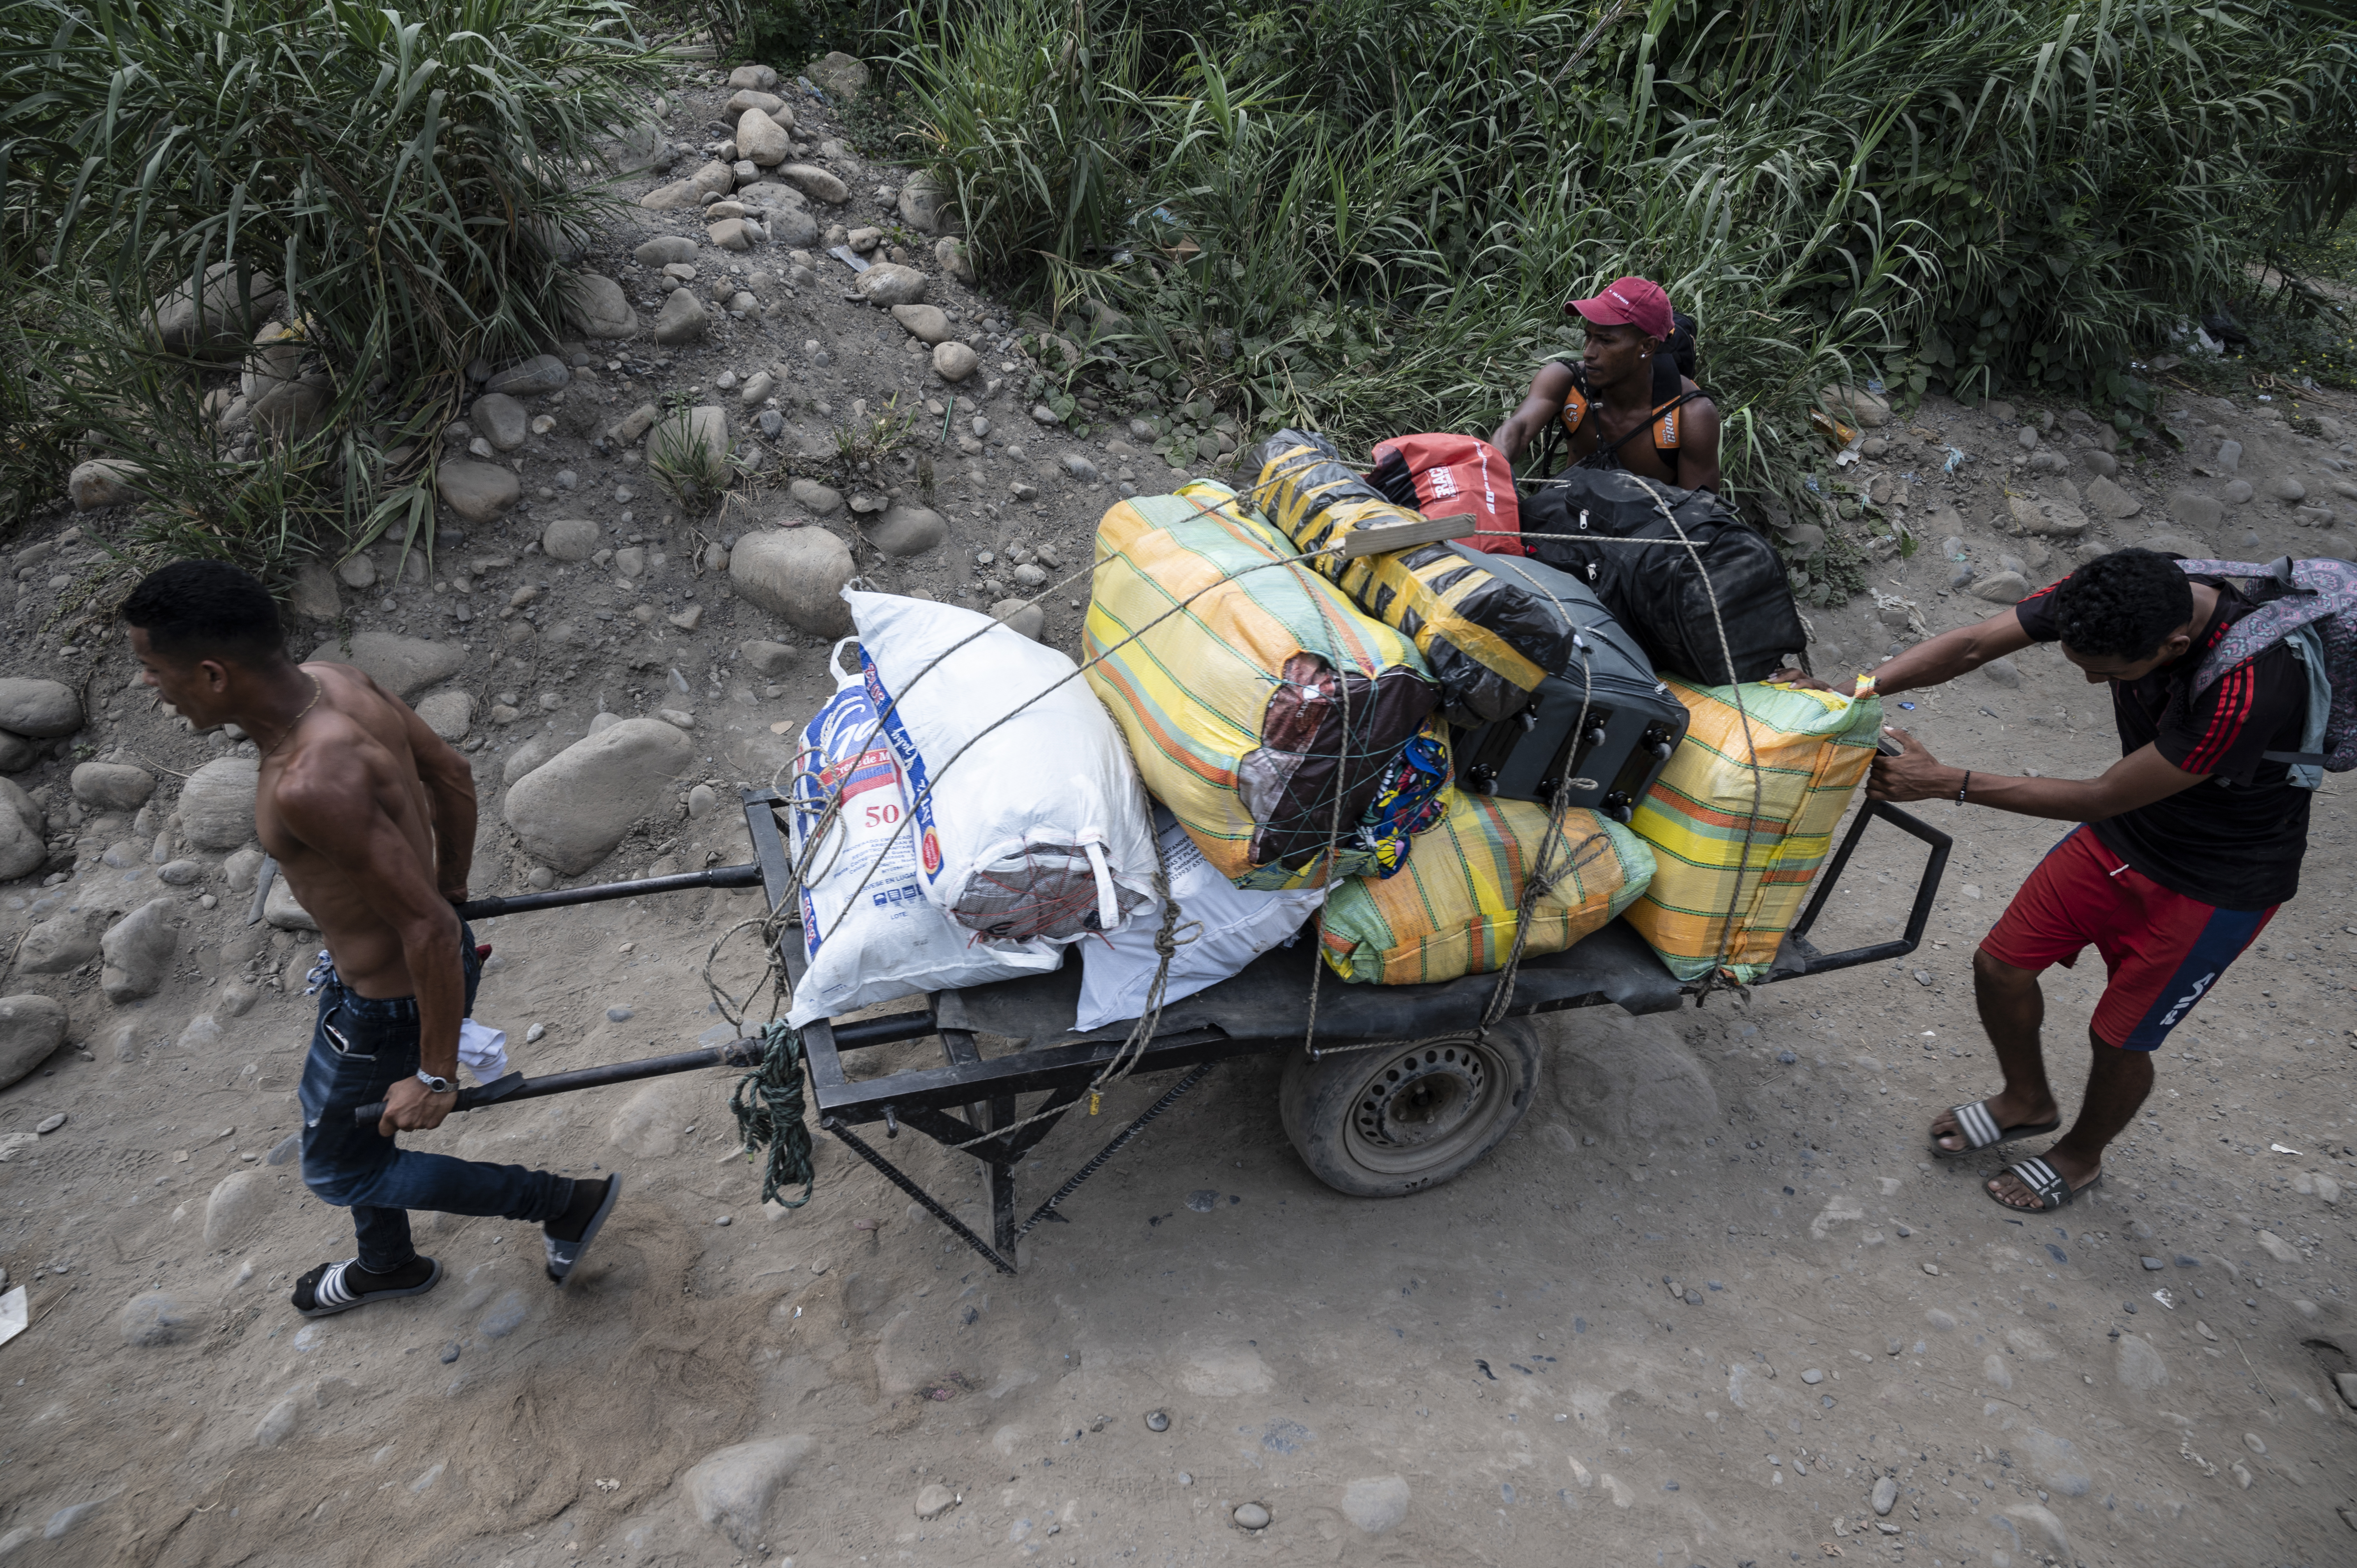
[1753,798,1951,984]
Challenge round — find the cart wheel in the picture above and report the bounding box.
[1278,1022,1542,1198]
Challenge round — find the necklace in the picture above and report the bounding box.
[262,675,324,759]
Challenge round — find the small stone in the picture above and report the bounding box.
[0,678,85,738]
[890,304,951,344]
[779,163,850,205]
[991,600,1045,641]
[1872,1475,1898,1515]
[741,640,797,677]
[1145,1409,1170,1432]
[1981,655,2022,688]
[635,235,700,266]
[560,273,638,341]
[0,996,72,1093]
[1233,1503,1270,1531]
[864,504,947,558]
[2214,438,2243,473]
[1801,1368,1824,1385]
[71,762,157,812]
[931,341,979,383]
[2006,494,2088,537]
[2222,478,2255,504]
[526,1023,548,1044]
[68,458,147,511]
[337,554,378,590]
[788,477,843,515]
[607,1006,634,1022]
[739,370,776,405]
[470,393,529,452]
[2141,1255,2164,1270]
[1009,480,1039,503]
[707,219,754,253]
[1061,454,1100,483]
[1012,562,1048,588]
[914,1483,956,1520]
[2083,474,2141,519]
[1923,1263,1940,1276]
[542,517,601,562]
[731,529,855,637]
[415,690,474,742]
[1970,570,2030,604]
[2168,490,2224,531]
[2269,475,2306,503]
[2077,449,2118,478]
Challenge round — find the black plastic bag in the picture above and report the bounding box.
[1520,470,1806,686]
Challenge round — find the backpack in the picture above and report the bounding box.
[2174,556,2357,786]
[1366,433,1527,555]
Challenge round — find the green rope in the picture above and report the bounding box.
[730,1020,815,1210]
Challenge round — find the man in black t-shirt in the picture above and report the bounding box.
[1796,548,2310,1213]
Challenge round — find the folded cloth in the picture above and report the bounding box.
[458,1019,509,1082]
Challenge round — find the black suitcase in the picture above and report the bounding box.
[1444,545,1689,820]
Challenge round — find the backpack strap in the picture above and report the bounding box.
[2177,558,2339,696]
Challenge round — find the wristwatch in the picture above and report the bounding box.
[415,1069,454,1095]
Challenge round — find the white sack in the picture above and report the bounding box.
[786,639,1058,1027]
[1074,807,1326,1032]
[848,589,1157,943]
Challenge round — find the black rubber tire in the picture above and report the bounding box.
[1277,1021,1543,1198]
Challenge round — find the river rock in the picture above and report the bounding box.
[203,1169,273,1250]
[71,762,156,813]
[728,88,784,115]
[2168,490,2223,530]
[864,504,946,558]
[0,995,69,1091]
[728,63,778,90]
[634,235,700,266]
[501,729,573,787]
[890,304,950,344]
[542,518,601,562]
[1339,1476,1410,1534]
[69,459,147,512]
[932,342,979,383]
[707,218,753,252]
[649,406,731,488]
[808,50,868,99]
[337,554,377,590]
[0,802,42,881]
[936,237,974,283]
[730,530,855,637]
[1871,1474,1898,1515]
[737,106,790,167]
[471,393,530,452]
[2078,449,2119,478]
[991,599,1045,641]
[2114,1333,2168,1389]
[150,262,282,357]
[2268,475,2306,503]
[503,719,697,874]
[100,898,178,1003]
[0,733,33,773]
[686,1436,814,1551]
[121,1293,192,1347]
[488,354,569,397]
[308,632,465,698]
[178,756,261,849]
[854,264,926,307]
[789,478,844,516]
[290,561,341,620]
[0,777,39,837]
[897,170,953,234]
[561,272,638,340]
[415,690,474,741]
[913,1482,955,1520]
[778,164,849,205]
[0,679,83,738]
[17,906,107,973]
[2000,1503,2070,1558]
[2006,494,2089,537]
[435,460,519,523]
[1969,570,2029,603]
[2083,475,2140,519]
[1819,385,1890,428]
[654,287,710,346]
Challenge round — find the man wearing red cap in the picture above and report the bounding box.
[1491,275,1721,492]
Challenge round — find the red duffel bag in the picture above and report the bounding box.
[1368,434,1526,555]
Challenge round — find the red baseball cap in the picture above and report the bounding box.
[1567,275,1673,342]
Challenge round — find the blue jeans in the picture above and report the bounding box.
[297,924,574,1272]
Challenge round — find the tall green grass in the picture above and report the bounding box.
[892,0,2356,596]
[0,0,666,570]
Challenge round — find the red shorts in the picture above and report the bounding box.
[1980,826,2276,1051]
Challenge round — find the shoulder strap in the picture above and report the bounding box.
[2178,557,2345,696]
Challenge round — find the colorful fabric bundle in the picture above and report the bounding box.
[1624,679,1882,982]
[1084,480,1448,890]
[1246,430,1580,726]
[1367,432,1526,554]
[1317,789,1655,985]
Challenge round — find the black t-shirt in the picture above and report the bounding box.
[2014,577,2309,909]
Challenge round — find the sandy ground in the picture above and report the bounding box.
[3,57,2357,1568]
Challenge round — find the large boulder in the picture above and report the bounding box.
[503,719,696,874]
[0,678,83,738]
[307,633,465,699]
[71,762,157,813]
[100,899,179,1003]
[69,459,148,512]
[0,995,69,1091]
[561,273,638,341]
[149,262,282,357]
[685,1436,813,1551]
[730,530,855,637]
[177,756,260,850]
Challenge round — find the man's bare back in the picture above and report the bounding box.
[256,662,476,999]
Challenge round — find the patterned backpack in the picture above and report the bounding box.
[2175,556,2357,786]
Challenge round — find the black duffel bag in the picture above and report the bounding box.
[1520,470,1806,685]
